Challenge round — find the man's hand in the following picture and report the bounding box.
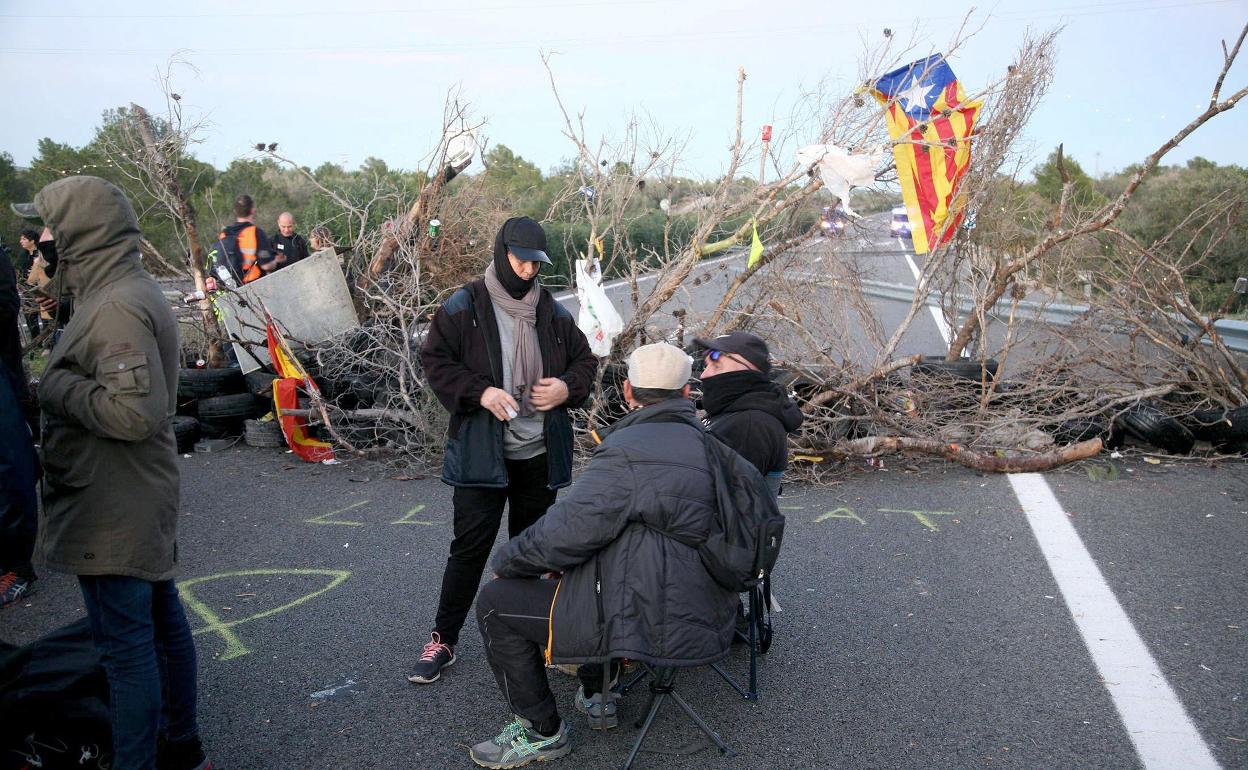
[530,377,569,411]
[480,386,519,421]
[36,296,59,314]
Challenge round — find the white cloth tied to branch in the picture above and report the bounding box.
[575,258,623,357]
[795,144,885,218]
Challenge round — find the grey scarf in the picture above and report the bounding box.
[485,262,543,416]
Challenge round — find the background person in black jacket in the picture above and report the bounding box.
[271,212,310,269]
[694,331,803,496]
[410,216,598,686]
[464,342,740,769]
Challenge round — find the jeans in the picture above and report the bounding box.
[78,576,200,770]
[432,454,557,646]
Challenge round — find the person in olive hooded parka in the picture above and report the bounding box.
[410,216,598,685]
[27,176,210,770]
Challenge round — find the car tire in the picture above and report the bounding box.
[178,366,244,400]
[197,394,263,424]
[172,416,200,453]
[244,418,286,448]
[244,370,278,398]
[1048,417,1111,445]
[911,356,999,382]
[1179,405,1248,448]
[1116,403,1195,455]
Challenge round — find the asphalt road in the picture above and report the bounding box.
[6,215,1247,769]
[5,447,1246,770]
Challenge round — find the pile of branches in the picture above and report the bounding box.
[103,21,1247,476]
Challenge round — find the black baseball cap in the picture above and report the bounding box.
[10,201,43,226]
[502,216,551,264]
[693,331,771,373]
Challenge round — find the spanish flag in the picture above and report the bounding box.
[266,318,335,463]
[867,55,980,254]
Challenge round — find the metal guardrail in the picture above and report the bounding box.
[858,279,1248,354]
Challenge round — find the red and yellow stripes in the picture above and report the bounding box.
[874,77,980,254]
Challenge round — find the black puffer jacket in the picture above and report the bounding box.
[701,370,803,475]
[492,398,738,666]
[420,278,598,489]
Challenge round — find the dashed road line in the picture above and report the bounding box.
[896,237,952,347]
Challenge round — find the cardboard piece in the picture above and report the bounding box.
[214,248,360,374]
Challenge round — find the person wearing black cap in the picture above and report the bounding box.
[693,331,803,496]
[411,216,598,686]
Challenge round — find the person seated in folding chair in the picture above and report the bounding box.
[695,331,801,646]
[469,343,739,769]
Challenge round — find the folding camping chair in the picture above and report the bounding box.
[615,662,735,770]
[709,576,774,701]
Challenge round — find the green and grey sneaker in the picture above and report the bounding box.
[573,685,618,730]
[469,717,571,768]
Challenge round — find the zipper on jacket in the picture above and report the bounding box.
[594,556,605,630]
[545,578,562,665]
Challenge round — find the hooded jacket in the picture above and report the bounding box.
[491,398,738,666]
[34,176,181,582]
[420,278,598,489]
[700,370,803,476]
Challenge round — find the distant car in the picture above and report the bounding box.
[819,205,846,237]
[890,206,911,238]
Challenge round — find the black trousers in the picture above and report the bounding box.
[0,496,36,578]
[476,577,617,725]
[433,454,557,647]
[23,313,41,344]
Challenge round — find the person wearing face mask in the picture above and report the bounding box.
[693,332,803,496]
[12,179,211,770]
[411,216,598,686]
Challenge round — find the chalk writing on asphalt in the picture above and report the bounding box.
[304,500,370,526]
[811,506,962,532]
[304,501,443,526]
[392,504,439,525]
[178,568,351,661]
[814,507,866,525]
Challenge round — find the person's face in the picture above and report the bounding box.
[278,216,295,237]
[701,349,755,379]
[507,251,539,281]
[18,235,35,252]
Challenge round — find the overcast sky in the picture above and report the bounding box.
[1,0,1244,182]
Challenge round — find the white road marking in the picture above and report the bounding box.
[1007,473,1221,770]
[896,237,952,347]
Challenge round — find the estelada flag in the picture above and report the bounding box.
[867,54,981,254]
[266,318,335,463]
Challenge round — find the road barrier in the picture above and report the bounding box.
[858,279,1248,354]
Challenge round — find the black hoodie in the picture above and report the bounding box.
[700,370,803,475]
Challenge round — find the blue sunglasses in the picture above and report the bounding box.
[707,350,748,365]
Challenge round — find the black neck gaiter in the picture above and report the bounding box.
[492,225,537,299]
[701,369,770,415]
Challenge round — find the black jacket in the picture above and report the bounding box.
[0,250,22,379]
[272,232,309,267]
[701,370,803,475]
[492,398,739,666]
[420,278,598,489]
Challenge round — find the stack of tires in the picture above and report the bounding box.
[174,365,275,451]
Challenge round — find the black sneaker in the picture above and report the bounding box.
[157,735,212,770]
[0,572,35,608]
[407,632,456,684]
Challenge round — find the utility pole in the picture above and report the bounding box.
[759,124,772,185]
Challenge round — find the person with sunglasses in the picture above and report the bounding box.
[693,332,803,497]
